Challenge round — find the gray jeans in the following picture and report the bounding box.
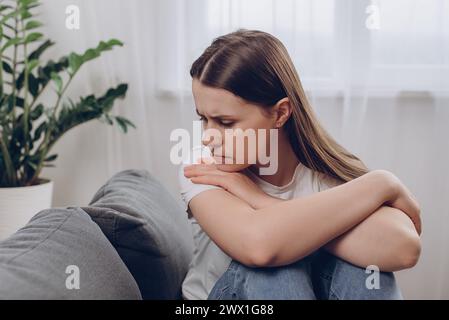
[207,250,403,300]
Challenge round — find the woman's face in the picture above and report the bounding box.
[192,79,278,172]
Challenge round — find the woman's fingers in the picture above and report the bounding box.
[190,174,229,189]
[400,186,422,235]
[391,189,422,235]
[184,163,224,178]
[383,172,422,235]
[198,157,216,165]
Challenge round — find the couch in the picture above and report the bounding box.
[0,169,194,299]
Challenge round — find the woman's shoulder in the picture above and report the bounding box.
[177,161,222,213]
[317,172,342,190]
[297,163,342,193]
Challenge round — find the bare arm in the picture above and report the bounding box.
[188,170,406,267]
[186,163,421,271]
[253,195,421,271]
[323,206,421,271]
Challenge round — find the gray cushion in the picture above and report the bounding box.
[81,169,194,299]
[0,207,142,300]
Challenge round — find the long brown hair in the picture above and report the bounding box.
[190,29,368,183]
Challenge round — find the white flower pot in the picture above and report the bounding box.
[0,179,53,241]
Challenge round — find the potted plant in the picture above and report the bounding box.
[0,0,135,239]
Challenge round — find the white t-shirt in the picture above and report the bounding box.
[178,158,340,300]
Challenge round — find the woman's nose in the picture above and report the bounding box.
[201,134,221,149]
[201,126,222,149]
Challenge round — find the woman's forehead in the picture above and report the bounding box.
[192,79,251,116]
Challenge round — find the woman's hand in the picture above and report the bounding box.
[374,170,422,235]
[183,159,280,210]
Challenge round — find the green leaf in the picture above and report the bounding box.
[34,56,69,89]
[15,44,58,91]
[6,95,25,111]
[28,39,55,60]
[26,59,39,72]
[24,20,42,30]
[98,39,124,50]
[27,161,38,171]
[0,5,13,12]
[104,113,113,125]
[28,73,39,96]
[50,72,63,93]
[98,84,128,106]
[67,39,124,75]
[24,32,43,44]
[30,103,44,120]
[49,83,129,146]
[0,9,23,25]
[44,154,58,162]
[1,37,22,53]
[19,0,40,8]
[68,52,82,75]
[2,61,13,74]
[82,48,100,62]
[33,121,47,141]
[20,9,32,20]
[115,116,136,133]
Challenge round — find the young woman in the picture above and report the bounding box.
[178,29,421,300]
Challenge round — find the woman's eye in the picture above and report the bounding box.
[220,121,234,127]
[198,116,207,122]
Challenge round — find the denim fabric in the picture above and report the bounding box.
[208,250,403,300]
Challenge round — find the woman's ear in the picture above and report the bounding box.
[273,98,292,128]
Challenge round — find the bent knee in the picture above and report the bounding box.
[329,257,403,300]
[229,259,316,299]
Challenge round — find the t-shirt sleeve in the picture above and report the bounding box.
[178,163,222,213]
[316,172,342,192]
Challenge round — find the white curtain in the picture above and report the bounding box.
[39,0,449,299]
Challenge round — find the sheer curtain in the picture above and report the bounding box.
[39,0,448,299]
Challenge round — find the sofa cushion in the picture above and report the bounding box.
[82,169,194,299]
[0,207,142,300]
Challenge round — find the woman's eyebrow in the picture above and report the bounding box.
[195,109,235,119]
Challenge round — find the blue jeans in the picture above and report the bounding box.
[207,250,403,300]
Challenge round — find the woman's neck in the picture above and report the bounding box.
[249,133,299,187]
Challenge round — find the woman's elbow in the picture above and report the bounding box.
[243,227,276,267]
[396,232,421,270]
[245,251,274,268]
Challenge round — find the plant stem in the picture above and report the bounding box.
[28,80,49,110]
[0,134,17,186]
[39,74,73,155]
[28,73,74,186]
[21,18,30,167]
[10,14,19,131]
[52,74,73,118]
[0,43,3,98]
[1,55,12,62]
